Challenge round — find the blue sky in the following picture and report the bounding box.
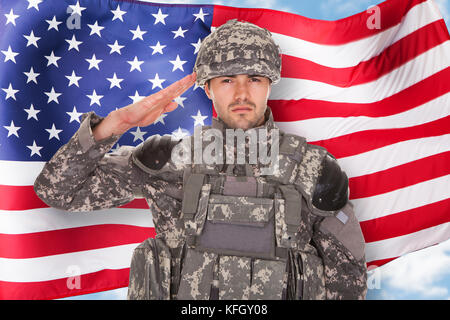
[61,0,450,300]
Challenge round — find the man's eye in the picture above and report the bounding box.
[250,77,261,82]
[222,79,232,83]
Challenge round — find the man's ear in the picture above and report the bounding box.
[204,81,212,100]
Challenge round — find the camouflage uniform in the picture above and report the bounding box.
[34,19,367,300]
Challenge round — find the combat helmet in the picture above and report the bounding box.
[194,19,282,86]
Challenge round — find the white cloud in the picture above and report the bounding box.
[434,0,450,23]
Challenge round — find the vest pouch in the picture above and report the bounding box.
[127,238,172,300]
[296,250,326,300]
[196,194,275,258]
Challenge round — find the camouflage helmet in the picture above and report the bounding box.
[194,19,282,86]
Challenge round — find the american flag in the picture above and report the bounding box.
[0,0,449,299]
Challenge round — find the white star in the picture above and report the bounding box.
[148,73,166,90]
[173,95,187,108]
[149,41,166,55]
[111,4,126,22]
[69,1,87,16]
[66,106,82,123]
[152,8,168,25]
[45,123,63,140]
[2,83,19,101]
[107,73,124,89]
[1,46,19,63]
[4,9,20,26]
[46,16,62,31]
[23,67,40,84]
[24,30,41,48]
[44,86,62,104]
[85,53,102,70]
[87,21,104,37]
[45,51,61,67]
[193,83,201,91]
[108,40,124,55]
[24,104,41,120]
[130,127,147,142]
[27,0,43,11]
[27,140,43,157]
[154,113,168,125]
[169,55,187,72]
[129,25,147,40]
[128,90,146,104]
[191,110,208,126]
[172,127,189,140]
[65,70,82,87]
[86,89,103,106]
[3,120,21,138]
[65,34,83,51]
[193,8,209,22]
[191,38,202,54]
[127,56,144,72]
[172,26,188,39]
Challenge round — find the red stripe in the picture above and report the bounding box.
[270,67,450,121]
[367,257,398,269]
[349,151,450,199]
[360,199,450,243]
[281,20,449,86]
[213,0,427,44]
[0,185,150,211]
[0,268,130,300]
[0,225,155,259]
[310,115,450,159]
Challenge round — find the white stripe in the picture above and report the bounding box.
[0,207,153,234]
[273,1,443,68]
[0,160,44,186]
[0,243,138,282]
[365,222,450,263]
[275,92,450,142]
[270,41,450,102]
[352,175,450,222]
[338,134,450,178]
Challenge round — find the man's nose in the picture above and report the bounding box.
[233,80,250,102]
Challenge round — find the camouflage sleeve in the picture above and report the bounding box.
[311,202,368,300]
[33,111,145,212]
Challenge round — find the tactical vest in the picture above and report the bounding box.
[128,128,363,300]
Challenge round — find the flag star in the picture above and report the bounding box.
[66,106,82,123]
[86,89,103,106]
[110,143,121,153]
[172,127,189,140]
[108,40,124,55]
[4,9,20,26]
[193,83,201,91]
[65,70,82,87]
[45,51,61,67]
[173,95,187,108]
[65,34,83,51]
[2,83,19,101]
[127,56,144,72]
[149,41,166,55]
[148,73,166,90]
[3,120,21,138]
[111,4,127,22]
[45,123,63,140]
[107,73,124,89]
[24,104,41,120]
[193,8,209,22]
[85,53,102,70]
[1,46,19,63]
[154,113,168,125]
[172,26,188,39]
[46,16,62,31]
[23,67,40,84]
[191,38,202,54]
[87,21,104,37]
[130,127,147,142]
[44,86,62,104]
[128,90,146,104]
[23,30,41,48]
[191,110,208,126]
[129,25,147,40]
[27,140,43,157]
[27,0,43,11]
[169,55,187,72]
[152,8,168,25]
[69,1,87,16]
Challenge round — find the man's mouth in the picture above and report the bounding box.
[231,106,253,113]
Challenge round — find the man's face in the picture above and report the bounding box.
[204,74,271,130]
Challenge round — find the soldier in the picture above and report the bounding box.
[34,19,367,300]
